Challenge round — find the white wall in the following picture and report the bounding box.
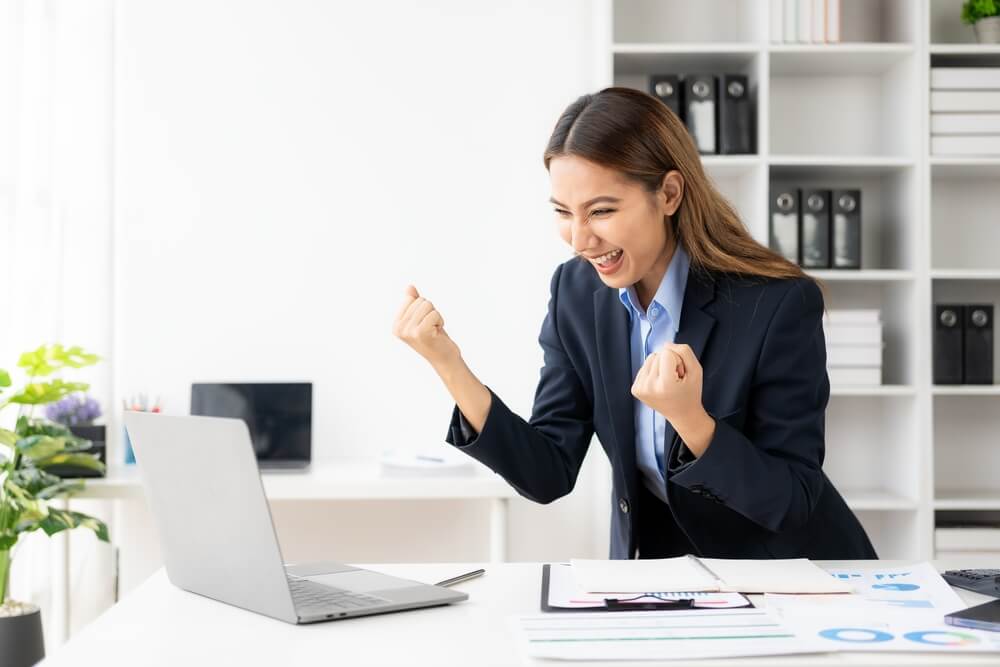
[114,0,596,456]
[1,0,614,643]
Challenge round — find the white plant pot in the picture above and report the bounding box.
[974,16,1000,43]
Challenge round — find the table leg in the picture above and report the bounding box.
[489,497,508,563]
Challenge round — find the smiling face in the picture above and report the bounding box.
[548,154,684,304]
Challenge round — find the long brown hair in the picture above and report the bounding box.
[543,87,811,284]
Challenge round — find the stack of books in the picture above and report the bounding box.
[823,309,883,386]
[770,0,841,44]
[931,67,1000,156]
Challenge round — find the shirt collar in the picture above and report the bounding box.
[618,244,690,333]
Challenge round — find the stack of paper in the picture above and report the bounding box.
[766,563,1000,654]
[824,309,883,386]
[513,608,827,662]
[569,556,853,594]
[931,68,1000,156]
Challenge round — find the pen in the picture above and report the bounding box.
[434,568,485,587]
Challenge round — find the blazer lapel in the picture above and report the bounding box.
[594,287,637,496]
[663,268,718,470]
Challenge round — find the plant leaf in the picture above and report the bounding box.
[7,380,91,405]
[16,420,91,451]
[0,429,16,448]
[0,369,10,387]
[9,467,67,495]
[17,344,100,377]
[35,479,85,500]
[37,508,109,542]
[16,435,68,461]
[0,535,18,550]
[33,452,105,474]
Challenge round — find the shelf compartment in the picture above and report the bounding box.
[930,0,995,45]
[769,49,917,157]
[822,282,917,386]
[613,0,766,45]
[854,509,922,560]
[931,282,999,387]
[824,395,920,503]
[769,165,918,272]
[931,170,1000,271]
[934,396,1000,503]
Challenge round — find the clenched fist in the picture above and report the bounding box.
[631,342,716,457]
[393,285,460,370]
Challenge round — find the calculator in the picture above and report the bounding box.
[942,569,1000,597]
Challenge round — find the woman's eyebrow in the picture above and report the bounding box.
[549,195,623,209]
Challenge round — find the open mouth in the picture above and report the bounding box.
[591,248,624,274]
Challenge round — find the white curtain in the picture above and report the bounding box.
[0,0,115,651]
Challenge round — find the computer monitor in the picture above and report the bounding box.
[190,382,312,469]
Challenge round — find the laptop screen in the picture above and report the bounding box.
[190,383,312,465]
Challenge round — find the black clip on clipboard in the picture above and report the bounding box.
[540,564,697,613]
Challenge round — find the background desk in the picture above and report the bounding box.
[45,561,1000,667]
[50,464,516,644]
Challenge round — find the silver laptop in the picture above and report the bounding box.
[124,412,467,624]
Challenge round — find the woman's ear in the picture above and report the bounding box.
[658,170,684,217]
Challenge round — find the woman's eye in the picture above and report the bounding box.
[591,209,614,217]
[554,209,571,217]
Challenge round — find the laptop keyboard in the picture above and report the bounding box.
[287,576,390,615]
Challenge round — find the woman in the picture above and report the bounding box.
[392,87,876,561]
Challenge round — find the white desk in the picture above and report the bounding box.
[52,463,516,644]
[45,561,1000,667]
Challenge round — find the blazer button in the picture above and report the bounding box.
[618,498,630,514]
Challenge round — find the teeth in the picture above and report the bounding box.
[595,249,622,265]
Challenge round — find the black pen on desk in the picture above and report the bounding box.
[435,568,485,587]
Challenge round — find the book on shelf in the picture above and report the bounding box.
[931,67,1000,90]
[824,309,881,324]
[936,526,1000,552]
[931,113,1000,134]
[823,322,882,345]
[932,135,1000,156]
[930,90,1000,113]
[773,0,840,43]
[827,344,883,367]
[828,367,882,386]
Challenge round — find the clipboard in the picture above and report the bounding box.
[540,564,753,613]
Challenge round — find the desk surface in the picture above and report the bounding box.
[45,561,1000,667]
[76,461,517,500]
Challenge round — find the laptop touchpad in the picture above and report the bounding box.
[308,570,413,593]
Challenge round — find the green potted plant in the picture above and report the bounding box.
[962,0,1000,43]
[0,344,108,667]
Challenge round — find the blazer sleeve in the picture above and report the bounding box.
[444,263,595,504]
[669,278,829,534]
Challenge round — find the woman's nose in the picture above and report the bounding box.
[570,216,596,253]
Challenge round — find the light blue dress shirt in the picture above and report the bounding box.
[618,244,690,503]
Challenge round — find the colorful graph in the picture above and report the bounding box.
[872,583,920,592]
[819,628,893,643]
[903,630,980,647]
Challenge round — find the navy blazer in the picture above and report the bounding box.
[447,256,877,560]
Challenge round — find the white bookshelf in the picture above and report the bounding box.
[596,0,1000,560]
